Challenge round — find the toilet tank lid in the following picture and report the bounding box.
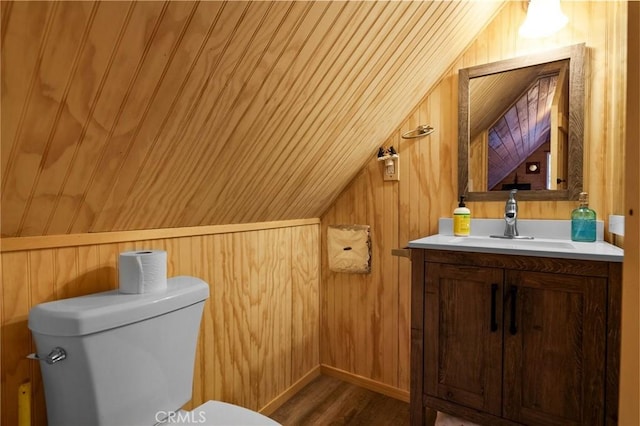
[28,276,210,337]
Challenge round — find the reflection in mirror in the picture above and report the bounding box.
[458,44,585,201]
[470,60,568,192]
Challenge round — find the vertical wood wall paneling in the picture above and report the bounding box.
[1,252,32,426]
[290,225,320,381]
[397,114,418,392]
[0,223,320,425]
[620,1,640,424]
[321,0,628,394]
[320,160,401,387]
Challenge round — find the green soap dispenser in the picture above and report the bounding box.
[453,196,471,236]
[571,192,596,242]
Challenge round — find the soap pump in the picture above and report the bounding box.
[453,196,471,236]
[571,192,596,242]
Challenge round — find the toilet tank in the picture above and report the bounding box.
[28,276,210,426]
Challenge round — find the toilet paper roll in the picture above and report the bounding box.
[118,250,167,294]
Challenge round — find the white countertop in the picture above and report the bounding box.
[407,219,624,262]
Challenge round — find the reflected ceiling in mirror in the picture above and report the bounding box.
[458,44,585,201]
[472,60,566,191]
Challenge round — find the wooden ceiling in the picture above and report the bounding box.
[487,74,559,189]
[1,1,505,237]
[469,60,566,189]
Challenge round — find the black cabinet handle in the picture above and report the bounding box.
[490,284,498,332]
[509,285,518,335]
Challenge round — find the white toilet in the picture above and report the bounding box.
[28,276,281,426]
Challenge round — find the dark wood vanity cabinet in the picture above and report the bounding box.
[410,249,621,426]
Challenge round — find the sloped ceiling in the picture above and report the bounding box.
[487,74,557,189]
[469,60,565,189]
[469,65,550,142]
[1,1,505,237]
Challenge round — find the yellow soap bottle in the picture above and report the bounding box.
[453,196,471,236]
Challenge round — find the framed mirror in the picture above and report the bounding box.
[458,43,585,201]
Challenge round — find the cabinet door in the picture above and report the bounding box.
[503,270,607,425]
[424,262,503,416]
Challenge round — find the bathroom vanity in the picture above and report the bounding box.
[408,223,623,426]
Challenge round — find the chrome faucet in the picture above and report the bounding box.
[504,189,519,237]
[489,189,534,240]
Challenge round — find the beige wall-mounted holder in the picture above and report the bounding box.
[327,225,371,273]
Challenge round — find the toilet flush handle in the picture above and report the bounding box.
[27,347,67,365]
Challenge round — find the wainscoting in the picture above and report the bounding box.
[0,219,320,425]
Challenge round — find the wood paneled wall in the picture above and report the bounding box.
[620,2,640,423]
[0,0,504,237]
[321,0,628,394]
[0,220,320,426]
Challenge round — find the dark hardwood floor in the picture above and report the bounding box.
[269,375,411,425]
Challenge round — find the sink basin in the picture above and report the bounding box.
[407,219,624,262]
[446,236,576,250]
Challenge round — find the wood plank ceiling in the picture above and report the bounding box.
[469,60,565,189]
[487,74,558,189]
[1,1,504,237]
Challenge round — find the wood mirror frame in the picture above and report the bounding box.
[458,43,585,201]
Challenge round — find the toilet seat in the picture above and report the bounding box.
[166,401,281,426]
